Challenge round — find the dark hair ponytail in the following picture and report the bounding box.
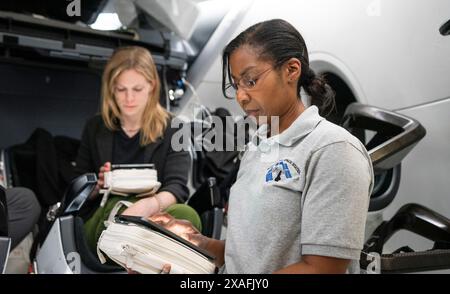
[222,19,335,117]
[300,68,336,117]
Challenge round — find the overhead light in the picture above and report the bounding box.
[90,13,122,31]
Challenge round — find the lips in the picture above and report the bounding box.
[245,109,260,117]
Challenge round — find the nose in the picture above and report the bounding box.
[124,90,135,103]
[236,87,250,107]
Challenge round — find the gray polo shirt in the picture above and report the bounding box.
[224,106,374,274]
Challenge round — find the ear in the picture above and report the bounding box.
[285,58,302,83]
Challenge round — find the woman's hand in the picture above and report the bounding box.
[121,191,177,218]
[149,212,210,249]
[127,264,171,274]
[90,162,111,200]
[121,196,160,217]
[125,213,209,274]
[150,212,225,268]
[97,162,111,189]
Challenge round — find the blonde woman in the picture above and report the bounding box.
[75,46,200,252]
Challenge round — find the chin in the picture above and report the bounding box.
[121,109,139,118]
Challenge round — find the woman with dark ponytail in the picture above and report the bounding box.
[151,19,373,274]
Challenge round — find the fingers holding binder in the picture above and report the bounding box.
[126,264,171,274]
[149,212,174,225]
[148,212,209,249]
[90,162,111,200]
[150,212,199,235]
[97,162,111,189]
[125,264,171,274]
[159,264,171,274]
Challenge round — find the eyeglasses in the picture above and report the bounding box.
[224,67,273,98]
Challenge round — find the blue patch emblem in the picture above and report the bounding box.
[265,159,300,183]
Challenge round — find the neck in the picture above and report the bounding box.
[277,99,305,134]
[120,116,141,131]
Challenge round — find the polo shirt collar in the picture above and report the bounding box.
[254,105,324,147]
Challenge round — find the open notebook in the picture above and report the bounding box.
[97,215,216,274]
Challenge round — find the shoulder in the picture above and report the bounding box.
[304,120,374,184]
[306,119,367,157]
[82,114,108,137]
[157,115,192,152]
[299,119,373,175]
[305,120,373,181]
[162,115,189,139]
[85,114,104,128]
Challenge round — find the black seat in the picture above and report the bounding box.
[361,203,450,273]
[63,174,123,273]
[34,174,124,273]
[344,104,450,273]
[0,186,7,237]
[73,216,123,273]
[0,185,11,274]
[187,177,224,239]
[188,177,224,240]
[341,103,426,211]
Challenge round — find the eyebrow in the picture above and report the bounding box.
[115,83,145,88]
[230,65,257,81]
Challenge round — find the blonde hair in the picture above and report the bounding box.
[101,46,170,145]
